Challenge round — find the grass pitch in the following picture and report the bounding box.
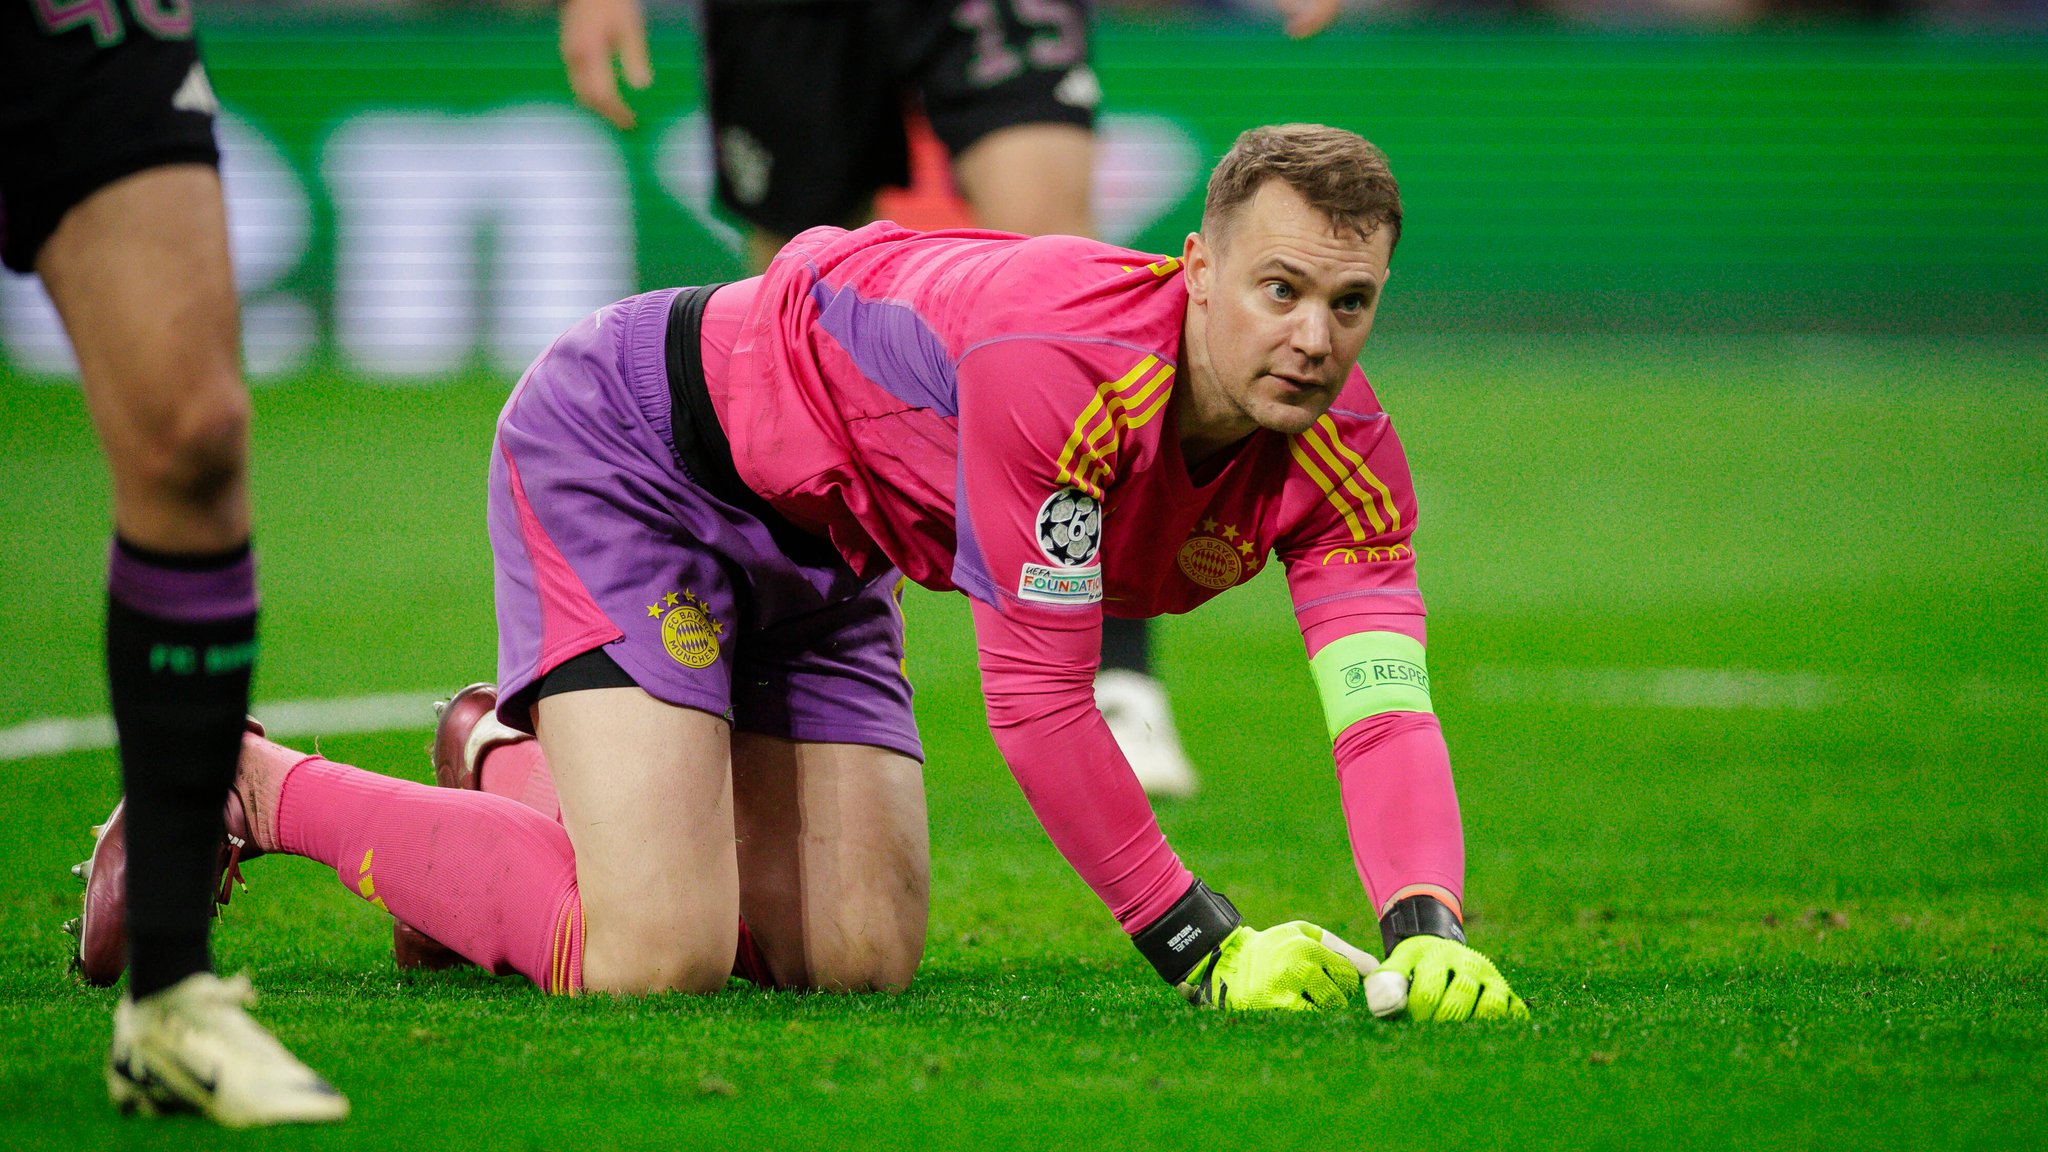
[0,334,2042,1149]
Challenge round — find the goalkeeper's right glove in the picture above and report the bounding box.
[1130,880,1374,1012]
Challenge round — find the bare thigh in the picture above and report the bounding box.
[732,734,930,991]
[535,686,738,995]
[953,123,1094,239]
[37,164,248,552]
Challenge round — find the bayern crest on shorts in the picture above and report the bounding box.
[647,589,725,668]
[1035,487,1102,567]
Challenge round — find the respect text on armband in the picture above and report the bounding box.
[1342,658,1429,696]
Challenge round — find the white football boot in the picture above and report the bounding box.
[108,972,348,1127]
[1095,669,1200,799]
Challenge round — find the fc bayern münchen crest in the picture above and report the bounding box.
[1035,487,1102,567]
[647,589,724,669]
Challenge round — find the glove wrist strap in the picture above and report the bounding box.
[1131,879,1242,984]
[1379,893,1466,954]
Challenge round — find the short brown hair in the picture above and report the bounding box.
[1202,124,1402,252]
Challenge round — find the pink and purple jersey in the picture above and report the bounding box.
[715,223,1424,639]
[710,223,1463,934]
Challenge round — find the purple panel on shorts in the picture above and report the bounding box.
[107,541,257,622]
[809,279,958,418]
[730,575,922,761]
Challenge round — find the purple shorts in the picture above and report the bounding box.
[487,288,921,762]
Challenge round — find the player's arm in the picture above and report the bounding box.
[970,597,1372,1011]
[1278,411,1527,1021]
[1274,0,1343,39]
[558,0,653,130]
[958,337,1365,1010]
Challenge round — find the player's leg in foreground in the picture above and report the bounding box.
[40,166,345,1124]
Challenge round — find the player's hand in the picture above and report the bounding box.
[1274,0,1342,39]
[1366,935,1529,1022]
[1179,921,1374,1011]
[559,0,653,130]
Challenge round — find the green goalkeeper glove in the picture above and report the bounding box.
[1178,921,1374,1012]
[1366,934,1529,1022]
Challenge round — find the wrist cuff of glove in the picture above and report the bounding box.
[1131,879,1242,984]
[1379,893,1466,954]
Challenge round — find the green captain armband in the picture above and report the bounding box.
[1309,631,1434,740]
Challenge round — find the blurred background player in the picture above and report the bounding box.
[551,0,1342,799]
[5,0,347,1128]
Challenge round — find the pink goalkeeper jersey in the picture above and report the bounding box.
[711,223,1461,933]
[716,223,1424,634]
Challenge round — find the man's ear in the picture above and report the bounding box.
[1182,230,1210,304]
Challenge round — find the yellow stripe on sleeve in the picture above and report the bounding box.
[1319,416,1402,533]
[1054,356,1158,494]
[1056,356,1176,498]
[1121,363,1176,430]
[1302,423,1387,536]
[1288,438,1367,542]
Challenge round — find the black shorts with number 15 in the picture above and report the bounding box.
[703,0,1097,238]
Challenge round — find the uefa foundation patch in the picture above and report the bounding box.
[1018,563,1103,605]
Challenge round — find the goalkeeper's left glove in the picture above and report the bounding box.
[1129,880,1375,1012]
[1366,895,1528,1022]
[1180,920,1374,1011]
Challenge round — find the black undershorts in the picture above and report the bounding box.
[0,1,220,272]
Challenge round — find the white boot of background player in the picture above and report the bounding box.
[1095,670,1199,799]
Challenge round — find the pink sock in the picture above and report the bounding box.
[275,758,583,993]
[478,739,562,824]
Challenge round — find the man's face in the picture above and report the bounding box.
[1183,180,1394,439]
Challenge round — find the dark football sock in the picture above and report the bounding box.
[1100,615,1151,676]
[106,538,258,999]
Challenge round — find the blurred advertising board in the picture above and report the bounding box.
[4,22,2041,378]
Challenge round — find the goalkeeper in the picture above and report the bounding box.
[76,124,1523,1019]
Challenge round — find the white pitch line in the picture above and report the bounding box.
[0,692,442,763]
[1,667,2040,764]
[1464,666,1837,711]
[1464,665,2044,714]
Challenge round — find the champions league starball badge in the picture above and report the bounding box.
[1035,487,1102,567]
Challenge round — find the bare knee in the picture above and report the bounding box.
[581,916,737,996]
[804,933,924,993]
[118,375,249,512]
[798,885,928,993]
